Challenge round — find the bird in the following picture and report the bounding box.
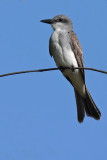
[40,15,101,123]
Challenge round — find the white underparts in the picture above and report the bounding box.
[50,28,86,98]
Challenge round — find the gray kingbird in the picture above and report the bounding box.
[41,15,101,122]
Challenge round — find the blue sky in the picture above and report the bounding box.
[0,0,107,160]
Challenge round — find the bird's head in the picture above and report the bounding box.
[41,15,73,31]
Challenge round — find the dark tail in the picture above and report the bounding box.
[74,87,101,123]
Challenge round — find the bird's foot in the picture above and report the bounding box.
[59,66,75,72]
[59,66,65,72]
[70,66,75,72]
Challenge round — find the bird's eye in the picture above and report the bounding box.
[59,18,63,22]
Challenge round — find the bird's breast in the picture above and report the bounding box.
[50,30,78,68]
[50,29,85,97]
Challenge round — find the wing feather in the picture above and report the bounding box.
[69,31,85,82]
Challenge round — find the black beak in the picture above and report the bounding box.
[40,19,53,24]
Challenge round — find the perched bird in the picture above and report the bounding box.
[41,15,101,123]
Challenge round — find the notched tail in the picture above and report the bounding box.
[74,89,85,123]
[85,87,101,120]
[74,87,101,123]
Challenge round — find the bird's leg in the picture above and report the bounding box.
[59,66,75,72]
[70,65,75,72]
[59,66,65,72]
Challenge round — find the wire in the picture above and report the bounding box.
[0,67,106,78]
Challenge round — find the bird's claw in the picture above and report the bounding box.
[59,66,65,72]
[70,66,75,72]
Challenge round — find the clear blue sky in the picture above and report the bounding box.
[0,0,107,160]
